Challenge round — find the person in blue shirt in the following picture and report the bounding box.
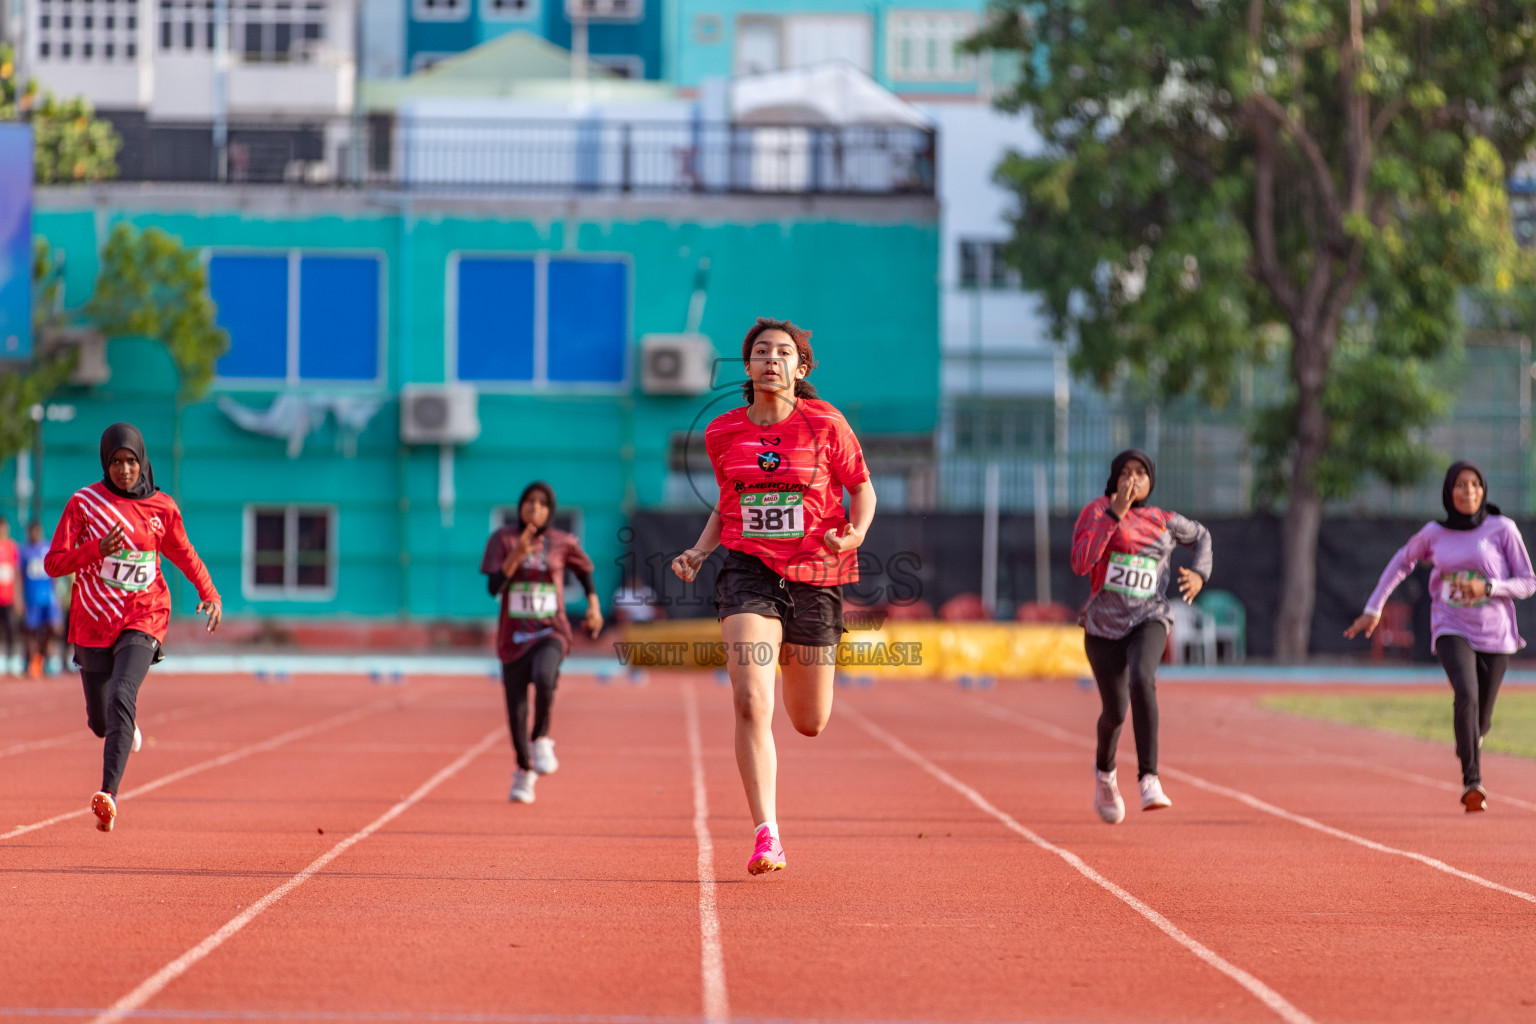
[20,520,61,677]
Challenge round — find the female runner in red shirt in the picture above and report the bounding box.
[672,318,876,875]
[45,423,222,832]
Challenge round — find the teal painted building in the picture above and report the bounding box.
[11,186,939,625]
[669,0,991,99]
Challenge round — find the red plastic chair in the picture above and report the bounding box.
[1371,601,1415,662]
[939,593,991,622]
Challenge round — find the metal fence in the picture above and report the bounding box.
[103,115,937,196]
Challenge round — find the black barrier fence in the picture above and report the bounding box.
[627,511,1536,661]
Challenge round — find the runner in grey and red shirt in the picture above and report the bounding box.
[1071,448,1212,825]
[481,481,602,806]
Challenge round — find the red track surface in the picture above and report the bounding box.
[3,671,1536,1023]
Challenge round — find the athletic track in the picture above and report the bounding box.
[3,670,1535,1024]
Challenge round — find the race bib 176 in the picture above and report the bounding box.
[99,549,157,592]
[506,581,559,619]
[1104,552,1157,600]
[740,492,805,539]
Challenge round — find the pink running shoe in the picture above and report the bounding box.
[747,826,785,875]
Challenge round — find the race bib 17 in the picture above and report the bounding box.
[1104,552,1157,600]
[506,581,559,619]
[740,492,805,539]
[99,549,157,592]
[1442,570,1490,609]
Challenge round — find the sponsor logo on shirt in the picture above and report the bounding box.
[757,451,784,474]
[149,516,165,535]
[758,436,780,446]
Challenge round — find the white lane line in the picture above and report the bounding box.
[682,680,730,1024]
[0,690,265,761]
[88,725,506,1024]
[965,699,1536,907]
[841,703,1317,1024]
[1,693,423,842]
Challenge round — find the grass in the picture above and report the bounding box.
[1259,692,1536,761]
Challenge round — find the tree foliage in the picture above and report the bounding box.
[1,42,120,182]
[86,225,230,399]
[970,0,1536,657]
[0,242,77,464]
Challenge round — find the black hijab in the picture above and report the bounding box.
[99,423,158,501]
[516,481,556,536]
[1105,448,1155,508]
[1441,461,1499,531]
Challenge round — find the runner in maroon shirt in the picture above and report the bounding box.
[481,482,602,804]
[672,317,876,875]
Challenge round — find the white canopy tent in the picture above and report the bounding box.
[730,63,933,128]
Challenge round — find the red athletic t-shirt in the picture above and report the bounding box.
[0,538,16,606]
[705,399,870,586]
[44,483,220,648]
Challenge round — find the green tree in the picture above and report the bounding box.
[971,0,1536,659]
[86,225,229,399]
[1,42,120,182]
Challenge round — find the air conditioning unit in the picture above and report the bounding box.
[641,334,715,395]
[565,0,641,21]
[401,385,480,444]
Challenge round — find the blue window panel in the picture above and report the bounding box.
[547,259,626,383]
[457,258,536,382]
[298,256,380,381]
[210,254,289,379]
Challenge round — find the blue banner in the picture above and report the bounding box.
[0,123,33,361]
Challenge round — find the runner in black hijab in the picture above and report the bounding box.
[99,423,158,500]
[1104,449,1155,509]
[1441,461,1499,531]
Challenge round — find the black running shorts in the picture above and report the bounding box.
[715,548,845,647]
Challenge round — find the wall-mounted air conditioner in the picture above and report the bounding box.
[640,334,715,395]
[401,385,480,444]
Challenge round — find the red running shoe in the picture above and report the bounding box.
[747,825,785,875]
[91,791,116,832]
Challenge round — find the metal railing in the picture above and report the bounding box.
[104,115,938,196]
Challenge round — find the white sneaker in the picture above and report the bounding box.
[1094,769,1125,824]
[508,768,537,804]
[132,726,143,753]
[1139,774,1172,811]
[531,737,559,775]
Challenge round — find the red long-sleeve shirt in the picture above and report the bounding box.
[44,482,220,648]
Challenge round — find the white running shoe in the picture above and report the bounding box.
[1139,774,1172,811]
[508,768,537,804]
[132,726,142,753]
[1094,769,1125,824]
[531,737,559,775]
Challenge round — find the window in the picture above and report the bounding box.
[245,506,336,598]
[958,239,1016,289]
[734,16,779,74]
[888,11,977,82]
[451,253,628,388]
[209,251,384,383]
[224,0,327,61]
[735,14,872,75]
[566,0,642,21]
[482,0,535,19]
[412,0,465,23]
[37,0,138,63]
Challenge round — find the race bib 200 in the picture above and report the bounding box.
[506,581,559,619]
[99,549,157,592]
[740,492,805,539]
[1104,552,1157,600]
[1442,570,1490,609]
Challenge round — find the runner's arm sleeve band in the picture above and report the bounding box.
[1169,513,1213,581]
[1493,520,1536,601]
[1070,498,1118,577]
[1363,524,1434,616]
[158,505,221,604]
[486,571,507,597]
[571,566,597,599]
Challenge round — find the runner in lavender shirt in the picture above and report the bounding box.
[1346,461,1536,812]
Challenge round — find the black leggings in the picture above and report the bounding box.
[501,637,563,772]
[1085,621,1167,780]
[0,607,16,662]
[1435,634,1508,787]
[78,633,158,795]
